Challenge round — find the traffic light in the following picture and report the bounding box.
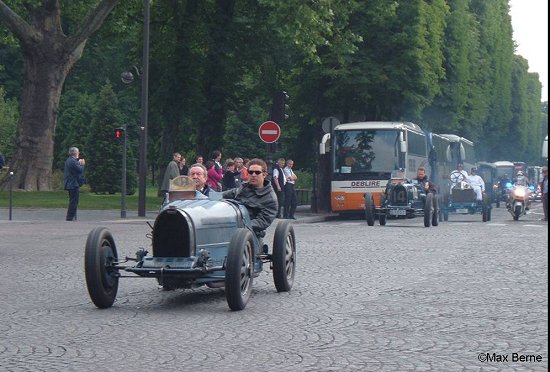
[270,90,290,125]
[114,127,125,139]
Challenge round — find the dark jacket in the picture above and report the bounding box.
[64,156,85,190]
[413,175,438,194]
[272,164,285,191]
[222,180,278,232]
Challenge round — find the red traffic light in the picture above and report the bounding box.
[114,128,124,139]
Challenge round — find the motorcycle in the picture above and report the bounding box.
[506,184,535,220]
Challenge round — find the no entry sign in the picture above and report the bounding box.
[258,121,281,143]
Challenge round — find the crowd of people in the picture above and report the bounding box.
[162,150,299,221]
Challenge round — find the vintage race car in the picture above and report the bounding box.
[84,176,296,311]
[365,171,438,228]
[441,171,491,222]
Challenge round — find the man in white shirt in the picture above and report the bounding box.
[467,167,485,201]
[272,158,286,218]
[283,159,298,219]
[450,163,469,191]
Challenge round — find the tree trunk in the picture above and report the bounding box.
[10,48,75,190]
[0,0,119,190]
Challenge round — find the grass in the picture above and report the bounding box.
[0,185,163,210]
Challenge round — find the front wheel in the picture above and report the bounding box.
[272,220,296,292]
[513,205,522,221]
[225,229,254,311]
[365,193,375,226]
[85,227,119,309]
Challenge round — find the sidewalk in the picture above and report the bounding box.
[0,205,335,224]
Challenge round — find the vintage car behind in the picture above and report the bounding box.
[84,176,296,311]
[365,170,438,227]
[440,172,491,222]
[477,161,500,207]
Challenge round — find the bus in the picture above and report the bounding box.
[319,121,433,213]
[493,161,515,180]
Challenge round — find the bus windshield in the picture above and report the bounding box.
[333,130,399,174]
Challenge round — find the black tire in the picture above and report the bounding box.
[379,213,387,226]
[272,220,296,292]
[443,211,449,221]
[496,200,500,208]
[225,229,254,311]
[513,205,521,221]
[431,196,439,227]
[424,193,433,227]
[487,207,492,221]
[84,227,119,309]
[365,193,375,226]
[482,205,488,222]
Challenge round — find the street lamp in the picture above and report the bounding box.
[121,0,150,217]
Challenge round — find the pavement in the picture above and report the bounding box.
[0,204,336,224]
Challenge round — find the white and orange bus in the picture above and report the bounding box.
[319,121,433,213]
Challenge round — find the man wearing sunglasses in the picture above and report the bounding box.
[222,158,278,237]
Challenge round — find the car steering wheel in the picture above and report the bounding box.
[450,171,465,184]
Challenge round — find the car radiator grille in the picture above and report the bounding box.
[152,210,192,257]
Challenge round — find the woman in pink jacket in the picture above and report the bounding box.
[206,160,223,191]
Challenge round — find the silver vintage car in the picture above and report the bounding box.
[85,176,296,311]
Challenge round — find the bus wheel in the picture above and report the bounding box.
[365,193,375,226]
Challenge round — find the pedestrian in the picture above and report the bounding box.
[63,146,86,221]
[233,157,246,184]
[272,158,286,218]
[222,158,278,239]
[179,155,189,176]
[206,160,223,191]
[541,166,548,221]
[161,152,182,195]
[283,159,298,219]
[211,150,223,176]
[222,158,240,191]
[195,155,204,164]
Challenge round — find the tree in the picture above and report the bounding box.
[0,0,119,190]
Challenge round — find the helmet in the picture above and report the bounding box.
[517,171,523,176]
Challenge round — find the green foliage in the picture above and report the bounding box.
[85,81,137,194]
[0,86,18,159]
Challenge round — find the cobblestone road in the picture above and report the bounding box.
[0,203,547,371]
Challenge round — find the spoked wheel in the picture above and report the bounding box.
[225,229,254,311]
[424,193,433,227]
[431,195,439,226]
[365,192,375,226]
[85,227,119,309]
[272,220,296,292]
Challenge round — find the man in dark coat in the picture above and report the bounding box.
[223,158,278,237]
[64,147,85,221]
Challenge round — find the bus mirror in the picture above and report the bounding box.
[446,146,452,162]
[399,132,406,152]
[320,133,331,155]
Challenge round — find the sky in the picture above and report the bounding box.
[509,0,548,102]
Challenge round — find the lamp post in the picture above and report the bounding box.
[122,1,150,217]
[137,0,150,217]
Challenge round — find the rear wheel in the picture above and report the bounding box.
[225,229,254,311]
[431,196,439,227]
[365,193,375,226]
[85,227,119,309]
[424,193,433,227]
[379,213,387,226]
[272,220,296,292]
